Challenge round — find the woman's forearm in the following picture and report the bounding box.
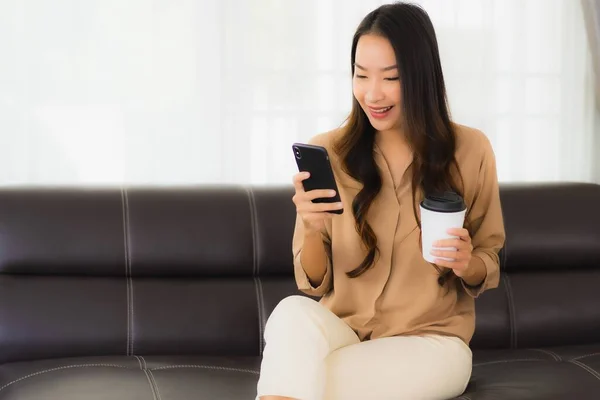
[299,230,329,287]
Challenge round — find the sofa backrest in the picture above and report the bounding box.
[0,183,598,363]
[479,183,600,349]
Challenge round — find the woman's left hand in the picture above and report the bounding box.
[430,228,473,277]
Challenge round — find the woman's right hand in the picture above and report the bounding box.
[292,172,343,234]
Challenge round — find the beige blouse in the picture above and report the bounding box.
[292,124,505,345]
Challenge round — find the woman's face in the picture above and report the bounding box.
[352,34,402,133]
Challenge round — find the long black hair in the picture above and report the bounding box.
[333,2,465,282]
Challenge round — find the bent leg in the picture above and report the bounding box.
[324,334,472,400]
[256,295,360,400]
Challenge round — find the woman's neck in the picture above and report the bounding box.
[375,127,408,150]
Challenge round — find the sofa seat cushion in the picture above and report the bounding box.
[457,344,600,400]
[2,345,600,400]
[0,355,260,400]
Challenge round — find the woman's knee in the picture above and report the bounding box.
[276,294,315,310]
[264,295,316,333]
[268,295,315,320]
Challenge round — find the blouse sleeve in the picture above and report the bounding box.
[461,135,506,298]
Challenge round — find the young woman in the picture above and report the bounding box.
[256,2,505,399]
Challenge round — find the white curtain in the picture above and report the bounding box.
[0,0,596,186]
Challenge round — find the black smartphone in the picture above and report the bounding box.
[292,143,343,214]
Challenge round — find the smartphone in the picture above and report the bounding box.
[292,143,343,214]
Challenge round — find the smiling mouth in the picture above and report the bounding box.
[367,105,394,118]
[369,106,392,112]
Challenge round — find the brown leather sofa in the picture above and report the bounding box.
[0,182,599,399]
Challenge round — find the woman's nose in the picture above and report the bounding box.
[365,82,384,103]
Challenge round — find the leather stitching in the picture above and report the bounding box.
[136,355,159,399]
[500,237,514,349]
[502,274,517,348]
[254,277,264,355]
[571,352,600,361]
[246,187,259,276]
[147,369,162,400]
[258,277,267,329]
[473,358,546,367]
[150,365,259,374]
[258,276,266,346]
[121,189,131,356]
[0,364,130,393]
[532,348,562,361]
[247,188,264,355]
[569,360,600,381]
[122,189,134,355]
[140,355,149,370]
[142,369,158,400]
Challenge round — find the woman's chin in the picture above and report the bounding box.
[368,118,396,132]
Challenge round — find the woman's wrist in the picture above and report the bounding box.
[461,256,487,287]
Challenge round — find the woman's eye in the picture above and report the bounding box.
[385,77,400,81]
[355,75,367,79]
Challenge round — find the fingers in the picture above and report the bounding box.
[430,248,469,261]
[298,201,343,213]
[433,238,471,249]
[292,173,338,200]
[304,189,337,201]
[445,228,470,240]
[292,173,340,207]
[432,229,473,276]
[292,172,310,193]
[292,172,342,232]
[293,191,340,209]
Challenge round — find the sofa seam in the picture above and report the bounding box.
[139,355,149,370]
[147,369,162,400]
[134,355,144,369]
[258,277,267,332]
[473,358,545,367]
[247,187,264,356]
[136,355,159,399]
[246,187,259,276]
[142,369,158,400]
[258,276,266,350]
[123,188,134,355]
[531,348,562,361]
[571,352,600,361]
[569,360,600,381]
[0,364,130,393]
[254,277,265,356]
[502,273,517,348]
[149,364,259,374]
[500,236,514,349]
[121,189,131,356]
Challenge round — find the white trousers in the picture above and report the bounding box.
[256,295,472,400]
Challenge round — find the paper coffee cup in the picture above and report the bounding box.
[420,191,467,263]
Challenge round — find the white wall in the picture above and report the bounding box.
[0,0,596,186]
